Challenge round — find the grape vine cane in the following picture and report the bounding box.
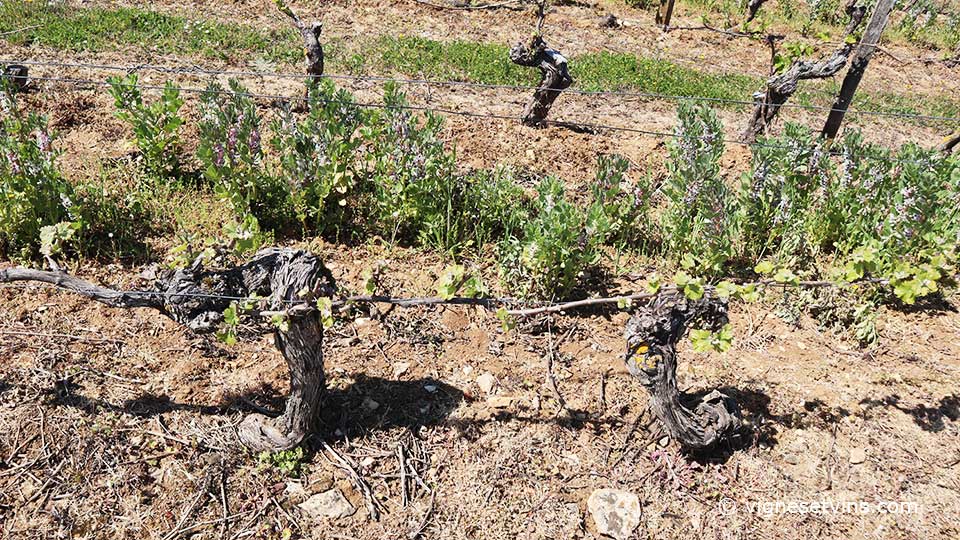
[1,248,335,452]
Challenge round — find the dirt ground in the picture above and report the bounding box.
[2,248,959,540]
[2,1,960,539]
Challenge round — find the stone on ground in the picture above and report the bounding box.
[587,488,641,540]
[298,489,356,520]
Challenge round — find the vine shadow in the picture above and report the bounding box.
[858,394,959,433]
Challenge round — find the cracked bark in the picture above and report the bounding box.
[741,2,867,142]
[0,248,334,452]
[623,294,741,450]
[509,36,572,126]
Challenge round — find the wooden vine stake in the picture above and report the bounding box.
[509,0,573,126]
[655,0,676,31]
[821,0,895,140]
[1,248,335,452]
[623,294,742,449]
[276,0,324,87]
[741,1,867,143]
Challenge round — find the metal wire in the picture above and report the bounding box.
[0,282,306,305]
[6,58,960,123]
[18,74,952,167]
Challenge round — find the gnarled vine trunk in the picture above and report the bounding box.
[741,2,867,142]
[509,36,573,126]
[0,248,335,452]
[623,294,741,449]
[277,1,324,104]
[2,64,29,91]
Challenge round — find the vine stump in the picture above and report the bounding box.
[509,36,572,126]
[0,248,335,452]
[623,294,742,450]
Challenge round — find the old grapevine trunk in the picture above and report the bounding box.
[509,36,573,126]
[741,1,866,142]
[623,294,741,449]
[0,248,335,452]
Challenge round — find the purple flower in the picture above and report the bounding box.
[248,128,261,155]
[214,144,225,167]
[227,126,239,155]
[683,177,703,206]
[633,186,646,208]
[773,195,790,226]
[36,131,52,153]
[6,151,21,175]
[751,162,769,202]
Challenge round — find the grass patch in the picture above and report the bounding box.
[0,1,301,63]
[360,36,758,103]
[2,2,958,123]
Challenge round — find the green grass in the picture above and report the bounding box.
[2,2,957,123]
[0,2,301,63]
[348,35,758,103]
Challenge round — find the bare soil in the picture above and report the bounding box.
[2,248,959,539]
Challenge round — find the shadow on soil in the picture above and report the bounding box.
[859,393,960,432]
[33,373,467,436]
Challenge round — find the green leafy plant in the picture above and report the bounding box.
[498,176,612,299]
[661,103,735,274]
[257,446,306,476]
[316,297,335,329]
[107,73,183,179]
[690,323,734,353]
[435,264,485,299]
[773,41,814,73]
[591,154,656,251]
[363,82,460,250]
[271,79,364,237]
[673,270,706,301]
[198,79,289,237]
[39,221,81,258]
[0,87,75,259]
[738,123,828,262]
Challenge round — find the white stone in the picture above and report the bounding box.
[392,362,410,378]
[487,396,513,409]
[587,489,641,540]
[477,372,496,394]
[298,489,356,520]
